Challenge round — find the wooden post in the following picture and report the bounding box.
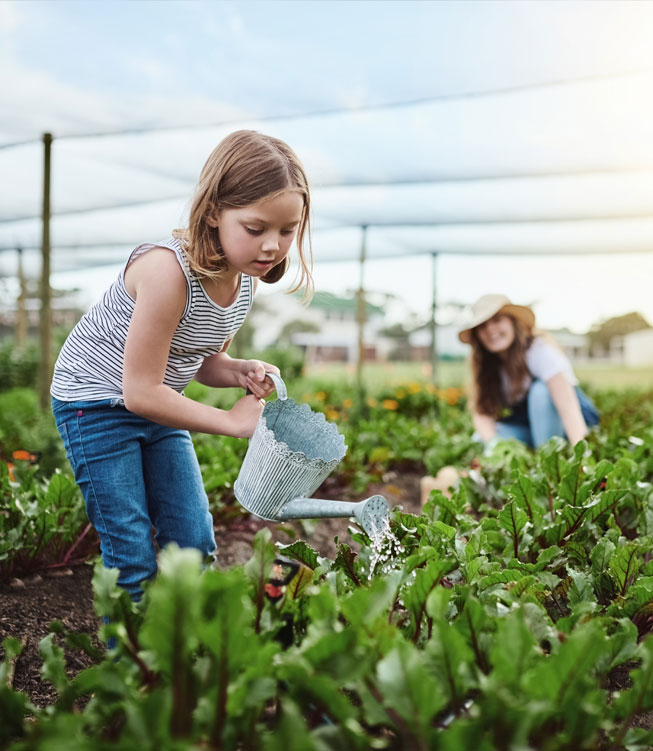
[39,132,53,410]
[356,225,368,400]
[16,246,27,347]
[430,251,438,383]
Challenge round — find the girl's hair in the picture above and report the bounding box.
[469,315,534,417]
[174,130,313,299]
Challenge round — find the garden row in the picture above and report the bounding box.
[1,377,652,748]
[0,377,472,579]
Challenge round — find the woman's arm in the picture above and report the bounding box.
[472,411,498,442]
[546,372,588,446]
[122,249,264,438]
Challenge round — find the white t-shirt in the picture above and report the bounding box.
[501,336,578,403]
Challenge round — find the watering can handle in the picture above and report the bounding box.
[245,371,288,401]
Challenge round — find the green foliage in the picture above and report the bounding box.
[256,345,306,381]
[0,463,89,580]
[0,339,40,391]
[0,388,67,475]
[2,379,653,747]
[2,514,651,750]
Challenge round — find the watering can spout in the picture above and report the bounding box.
[276,494,390,538]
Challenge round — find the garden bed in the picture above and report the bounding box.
[0,470,423,709]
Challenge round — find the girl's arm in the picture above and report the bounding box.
[194,349,280,399]
[194,273,277,399]
[472,411,498,442]
[546,372,588,446]
[122,248,264,438]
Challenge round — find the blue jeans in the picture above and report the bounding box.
[52,398,216,600]
[495,380,600,448]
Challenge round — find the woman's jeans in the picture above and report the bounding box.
[494,380,600,449]
[52,397,216,600]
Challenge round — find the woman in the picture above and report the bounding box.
[459,294,599,449]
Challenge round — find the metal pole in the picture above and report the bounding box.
[356,225,368,399]
[39,132,53,410]
[16,246,27,347]
[430,251,438,383]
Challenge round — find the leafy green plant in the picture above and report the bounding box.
[0,462,90,580]
[0,388,67,475]
[2,379,653,748]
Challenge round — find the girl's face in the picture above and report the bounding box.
[208,190,304,278]
[475,313,516,354]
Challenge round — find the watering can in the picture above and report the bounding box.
[234,373,390,538]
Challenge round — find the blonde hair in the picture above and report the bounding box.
[174,130,313,299]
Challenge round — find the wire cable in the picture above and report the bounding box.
[1,65,651,149]
[3,166,653,224]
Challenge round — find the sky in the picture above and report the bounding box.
[2,0,653,334]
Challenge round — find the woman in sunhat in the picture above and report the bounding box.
[458,294,600,449]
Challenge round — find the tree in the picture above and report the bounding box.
[378,322,413,361]
[230,298,269,358]
[588,312,651,355]
[278,319,320,346]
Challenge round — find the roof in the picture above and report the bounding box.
[307,291,384,316]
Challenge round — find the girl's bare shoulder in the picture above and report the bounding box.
[125,246,186,298]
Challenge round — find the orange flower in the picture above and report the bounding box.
[408,382,421,394]
[325,408,339,421]
[342,398,353,409]
[382,399,399,411]
[444,387,461,405]
[12,450,35,461]
[314,391,326,401]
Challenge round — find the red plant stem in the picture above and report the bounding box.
[62,523,93,563]
[40,557,90,570]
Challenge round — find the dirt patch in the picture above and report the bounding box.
[0,564,101,708]
[0,471,423,708]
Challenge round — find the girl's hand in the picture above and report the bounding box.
[240,360,281,399]
[225,394,266,438]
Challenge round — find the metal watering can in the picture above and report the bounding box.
[234,373,390,538]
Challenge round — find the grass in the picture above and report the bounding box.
[302,360,653,391]
[574,363,653,390]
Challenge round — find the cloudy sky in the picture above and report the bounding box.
[2,0,653,333]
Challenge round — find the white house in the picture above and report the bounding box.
[407,325,468,360]
[621,329,653,366]
[253,290,390,363]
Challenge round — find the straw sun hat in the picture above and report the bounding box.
[458,294,535,344]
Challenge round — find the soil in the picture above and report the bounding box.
[0,470,422,709]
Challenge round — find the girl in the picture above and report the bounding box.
[458,294,599,449]
[51,130,313,599]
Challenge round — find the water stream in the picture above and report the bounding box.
[367,516,404,578]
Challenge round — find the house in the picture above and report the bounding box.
[407,325,468,361]
[547,328,591,362]
[253,290,390,363]
[0,292,82,338]
[621,329,653,366]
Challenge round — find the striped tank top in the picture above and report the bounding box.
[50,237,254,401]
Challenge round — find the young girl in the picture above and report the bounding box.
[458,294,599,449]
[51,130,313,599]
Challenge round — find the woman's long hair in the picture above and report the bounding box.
[469,316,534,417]
[173,130,313,300]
